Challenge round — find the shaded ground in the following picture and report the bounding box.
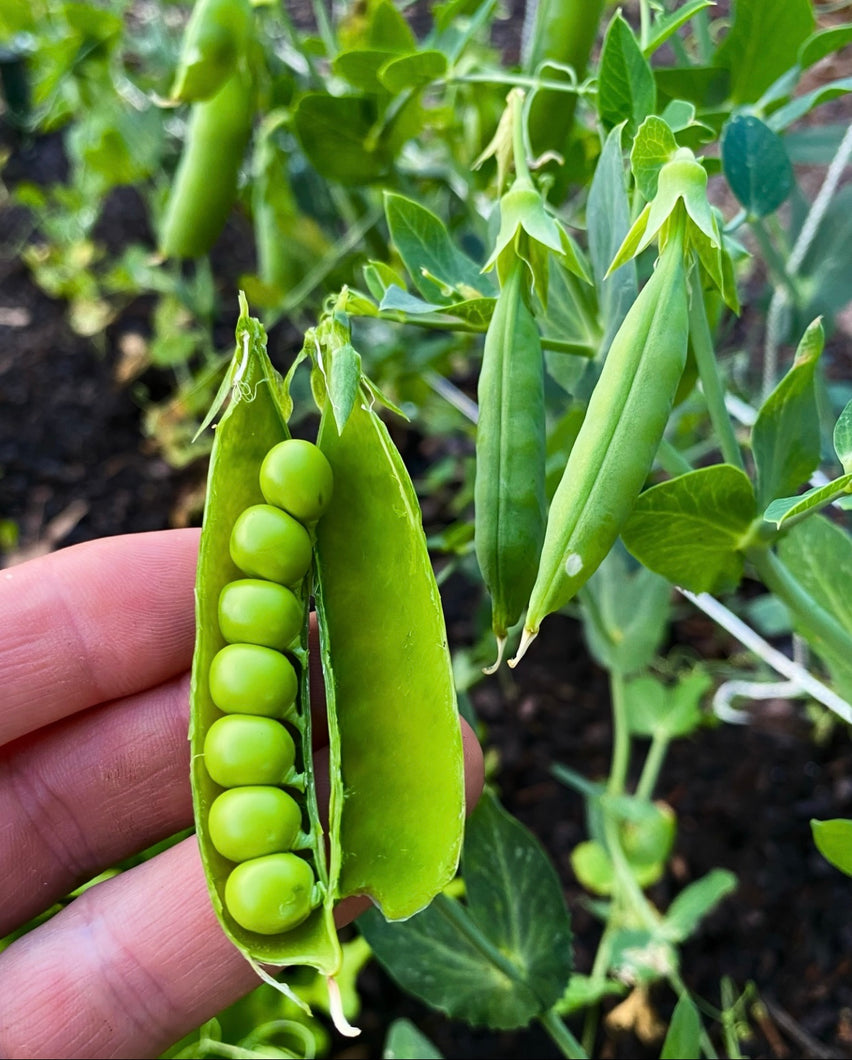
[2,124,852,1060]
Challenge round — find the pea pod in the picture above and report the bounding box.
[189,302,340,975]
[475,255,546,670]
[314,365,464,919]
[170,0,254,103]
[160,69,254,260]
[191,298,465,996]
[511,230,689,665]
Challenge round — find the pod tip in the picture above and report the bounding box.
[327,975,361,1038]
[508,627,536,668]
[482,635,506,675]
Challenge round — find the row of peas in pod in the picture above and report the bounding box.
[203,438,334,936]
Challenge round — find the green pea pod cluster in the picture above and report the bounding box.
[190,298,464,997]
[475,256,546,670]
[511,231,689,665]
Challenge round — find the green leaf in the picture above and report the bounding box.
[811,819,852,877]
[379,50,447,93]
[598,12,656,137]
[798,23,852,70]
[360,792,572,1030]
[661,869,738,943]
[777,516,852,698]
[622,466,757,594]
[721,114,793,218]
[580,546,671,677]
[834,399,852,474]
[644,0,714,58]
[586,125,637,355]
[660,995,702,1060]
[714,0,814,104]
[767,75,852,132]
[384,192,486,302]
[625,669,710,740]
[379,286,495,329]
[463,792,573,1013]
[752,318,823,506]
[333,49,397,92]
[631,115,679,202]
[383,1018,444,1060]
[763,474,852,528]
[293,93,391,183]
[553,974,626,1016]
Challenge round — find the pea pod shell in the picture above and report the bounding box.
[315,390,464,920]
[474,256,546,654]
[189,319,340,974]
[515,236,689,660]
[170,0,253,102]
[160,70,254,260]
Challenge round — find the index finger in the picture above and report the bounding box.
[0,529,200,747]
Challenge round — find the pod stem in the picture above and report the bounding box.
[508,625,537,668]
[326,975,361,1038]
[247,958,311,1016]
[482,634,507,675]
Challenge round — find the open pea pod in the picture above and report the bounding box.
[313,346,465,920]
[189,298,341,976]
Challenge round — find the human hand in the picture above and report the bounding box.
[0,529,484,1059]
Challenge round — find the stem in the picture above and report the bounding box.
[539,1009,590,1060]
[657,437,694,476]
[677,586,852,725]
[639,0,651,49]
[750,549,852,663]
[607,670,631,796]
[749,219,798,303]
[687,267,745,470]
[511,87,532,184]
[635,732,669,802]
[692,6,713,64]
[602,814,660,933]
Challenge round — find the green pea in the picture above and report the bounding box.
[225,853,316,935]
[260,439,334,523]
[208,786,303,862]
[203,715,296,787]
[209,643,297,717]
[230,504,313,585]
[219,579,303,650]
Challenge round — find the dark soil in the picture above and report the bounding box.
[3,108,852,1060]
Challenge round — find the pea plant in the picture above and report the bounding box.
[4,0,852,1057]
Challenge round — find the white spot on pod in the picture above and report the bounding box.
[564,552,584,577]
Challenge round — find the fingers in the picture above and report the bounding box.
[0,837,260,1060]
[0,721,484,1060]
[0,529,200,747]
[0,674,193,938]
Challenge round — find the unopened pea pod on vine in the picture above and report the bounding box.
[510,228,689,666]
[475,255,546,672]
[160,69,254,260]
[170,0,254,103]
